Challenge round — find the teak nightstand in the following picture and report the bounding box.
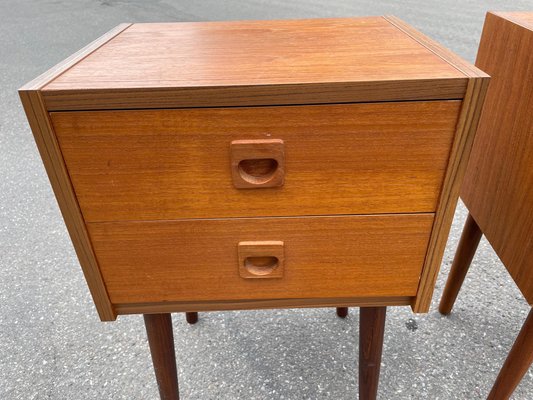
[439,12,533,400]
[20,17,488,399]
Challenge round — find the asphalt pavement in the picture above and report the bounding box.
[1,0,532,399]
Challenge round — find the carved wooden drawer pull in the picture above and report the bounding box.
[238,241,284,279]
[230,139,285,188]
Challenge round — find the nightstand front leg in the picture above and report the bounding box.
[487,309,533,400]
[144,313,180,400]
[359,306,387,400]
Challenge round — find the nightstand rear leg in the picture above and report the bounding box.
[336,307,348,318]
[439,213,482,315]
[144,313,180,400]
[359,306,386,400]
[185,312,198,324]
[487,309,533,400]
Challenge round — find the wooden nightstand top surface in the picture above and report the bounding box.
[45,17,464,89]
[493,11,533,28]
[25,16,486,110]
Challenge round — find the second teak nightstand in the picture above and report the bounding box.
[20,16,488,399]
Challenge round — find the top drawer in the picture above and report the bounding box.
[51,101,460,222]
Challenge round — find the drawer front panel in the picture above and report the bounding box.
[52,101,460,222]
[87,214,434,304]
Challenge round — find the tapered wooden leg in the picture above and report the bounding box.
[185,312,198,324]
[487,309,533,400]
[336,307,348,318]
[144,313,180,400]
[359,306,387,400]
[439,213,482,315]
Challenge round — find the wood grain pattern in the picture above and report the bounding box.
[87,214,434,305]
[51,101,460,222]
[18,23,132,322]
[384,15,489,311]
[383,16,488,78]
[495,11,533,29]
[115,296,412,316]
[45,18,464,89]
[386,16,489,315]
[144,314,180,400]
[40,17,468,110]
[438,213,482,315]
[42,80,468,112]
[18,90,116,321]
[359,307,387,400]
[19,23,132,93]
[19,17,488,322]
[461,12,533,304]
[412,78,489,312]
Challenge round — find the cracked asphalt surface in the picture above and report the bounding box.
[1,1,532,399]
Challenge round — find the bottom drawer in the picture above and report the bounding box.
[87,214,434,305]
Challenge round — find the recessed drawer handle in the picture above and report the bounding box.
[230,139,285,188]
[238,241,284,279]
[244,256,279,275]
